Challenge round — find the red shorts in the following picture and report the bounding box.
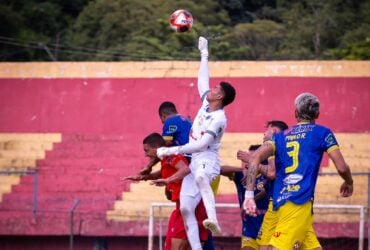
[164,201,209,250]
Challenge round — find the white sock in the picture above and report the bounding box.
[180,194,202,250]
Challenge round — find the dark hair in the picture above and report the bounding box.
[266,120,288,131]
[220,81,236,107]
[158,101,177,116]
[248,144,261,151]
[143,133,166,147]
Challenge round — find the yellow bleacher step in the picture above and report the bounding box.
[0,175,21,184]
[0,150,46,159]
[0,158,36,169]
[0,133,61,142]
[314,211,362,223]
[0,133,62,206]
[113,200,169,211]
[315,175,367,207]
[0,175,21,203]
[0,141,55,151]
[121,191,167,202]
[107,207,173,221]
[0,183,13,193]
[108,181,171,221]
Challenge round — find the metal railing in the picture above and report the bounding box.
[148,202,366,250]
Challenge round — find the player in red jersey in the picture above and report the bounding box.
[124,133,209,249]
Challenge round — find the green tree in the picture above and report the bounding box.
[231,20,285,60]
[0,0,91,61]
[62,0,230,61]
[277,0,370,59]
[0,0,369,61]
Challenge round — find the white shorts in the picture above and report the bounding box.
[181,154,220,197]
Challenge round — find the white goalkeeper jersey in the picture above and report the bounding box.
[189,97,227,158]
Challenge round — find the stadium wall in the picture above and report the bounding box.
[0,61,369,133]
[0,61,369,249]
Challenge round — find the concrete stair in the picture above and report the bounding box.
[0,132,368,237]
[0,133,61,203]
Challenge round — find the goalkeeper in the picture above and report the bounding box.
[157,36,236,250]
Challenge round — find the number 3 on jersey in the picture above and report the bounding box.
[285,141,300,173]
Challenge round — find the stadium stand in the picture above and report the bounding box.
[0,61,369,249]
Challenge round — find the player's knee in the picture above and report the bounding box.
[180,205,192,218]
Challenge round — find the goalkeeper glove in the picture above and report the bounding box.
[198,36,208,57]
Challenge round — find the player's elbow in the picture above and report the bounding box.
[193,141,209,152]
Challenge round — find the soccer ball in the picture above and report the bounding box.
[169,9,193,33]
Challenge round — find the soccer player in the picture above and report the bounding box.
[140,101,192,175]
[222,144,270,250]
[123,133,209,250]
[243,93,354,249]
[157,36,236,250]
[136,101,216,249]
[254,121,288,249]
[240,121,322,250]
[159,101,192,147]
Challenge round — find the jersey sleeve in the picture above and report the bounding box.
[204,115,226,139]
[267,138,276,154]
[322,129,339,153]
[162,119,176,142]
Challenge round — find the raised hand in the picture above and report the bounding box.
[198,36,208,57]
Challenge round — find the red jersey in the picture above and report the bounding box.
[161,154,188,202]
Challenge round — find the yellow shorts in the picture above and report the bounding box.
[301,226,322,250]
[269,201,321,250]
[241,236,258,250]
[257,200,278,246]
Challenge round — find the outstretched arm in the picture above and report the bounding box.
[157,131,215,158]
[121,170,161,182]
[151,159,190,186]
[243,142,274,216]
[139,157,160,175]
[197,36,210,100]
[328,149,353,197]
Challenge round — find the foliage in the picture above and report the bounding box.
[0,0,369,61]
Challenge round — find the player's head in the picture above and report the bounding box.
[206,81,236,108]
[263,120,288,141]
[143,133,166,158]
[158,101,178,124]
[294,92,320,122]
[220,81,236,107]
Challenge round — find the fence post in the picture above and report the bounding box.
[32,171,38,218]
[70,199,80,250]
[366,173,370,250]
[148,204,154,250]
